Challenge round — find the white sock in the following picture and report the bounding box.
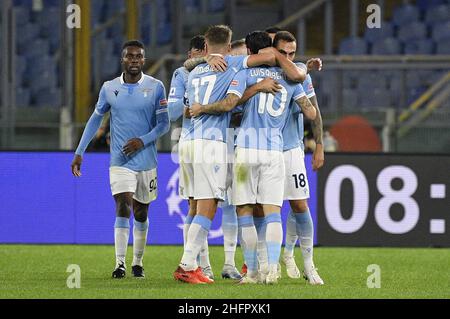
[180,215,211,271]
[284,210,298,258]
[265,214,283,269]
[222,205,238,267]
[294,210,314,269]
[199,238,211,269]
[239,216,258,278]
[132,219,148,267]
[183,215,194,249]
[114,217,130,267]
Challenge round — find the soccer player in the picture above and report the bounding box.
[231,39,247,56]
[71,40,170,279]
[168,35,216,280]
[274,31,325,285]
[190,31,316,284]
[173,25,307,284]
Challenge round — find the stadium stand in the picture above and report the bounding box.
[334,0,450,110]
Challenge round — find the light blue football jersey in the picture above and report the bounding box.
[183,55,249,142]
[282,63,316,151]
[94,74,169,171]
[230,66,306,152]
[168,67,192,137]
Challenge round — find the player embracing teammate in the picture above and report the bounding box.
[173,25,324,285]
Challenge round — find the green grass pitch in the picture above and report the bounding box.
[0,245,449,299]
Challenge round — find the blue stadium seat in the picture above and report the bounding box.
[21,38,50,59]
[158,23,172,45]
[209,0,225,12]
[342,89,358,109]
[342,71,360,89]
[43,0,60,7]
[398,21,427,42]
[15,87,31,107]
[339,37,368,55]
[16,23,40,54]
[359,88,391,108]
[392,4,420,27]
[91,0,105,27]
[29,71,57,96]
[27,54,56,79]
[432,21,450,41]
[101,55,120,79]
[184,0,200,12]
[13,0,33,6]
[34,7,60,37]
[33,87,61,107]
[405,71,423,89]
[437,41,450,54]
[404,39,435,54]
[15,54,27,76]
[107,21,124,40]
[417,0,445,11]
[357,72,387,90]
[364,21,394,44]
[13,6,30,26]
[407,86,427,104]
[371,37,401,55]
[425,4,450,26]
[104,0,125,20]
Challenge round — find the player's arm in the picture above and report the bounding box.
[71,85,110,177]
[190,93,241,116]
[310,94,324,171]
[274,49,306,83]
[124,83,170,156]
[295,95,316,121]
[238,77,281,105]
[184,54,228,72]
[168,71,186,122]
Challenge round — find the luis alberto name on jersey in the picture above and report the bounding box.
[228,66,306,152]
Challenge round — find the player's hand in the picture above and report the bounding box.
[71,155,83,177]
[256,78,282,95]
[206,54,227,72]
[312,143,324,171]
[122,138,144,157]
[189,103,203,117]
[306,58,322,72]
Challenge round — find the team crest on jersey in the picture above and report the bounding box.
[141,88,152,98]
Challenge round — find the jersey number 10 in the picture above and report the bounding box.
[257,78,288,117]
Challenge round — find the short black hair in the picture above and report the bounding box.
[265,26,282,34]
[231,39,246,49]
[245,31,272,54]
[273,31,296,48]
[190,35,205,51]
[122,40,145,51]
[205,25,233,46]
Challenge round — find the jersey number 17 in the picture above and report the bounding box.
[192,75,217,105]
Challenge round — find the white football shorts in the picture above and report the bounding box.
[178,139,195,199]
[283,147,310,200]
[109,166,158,204]
[192,139,228,201]
[232,147,285,207]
